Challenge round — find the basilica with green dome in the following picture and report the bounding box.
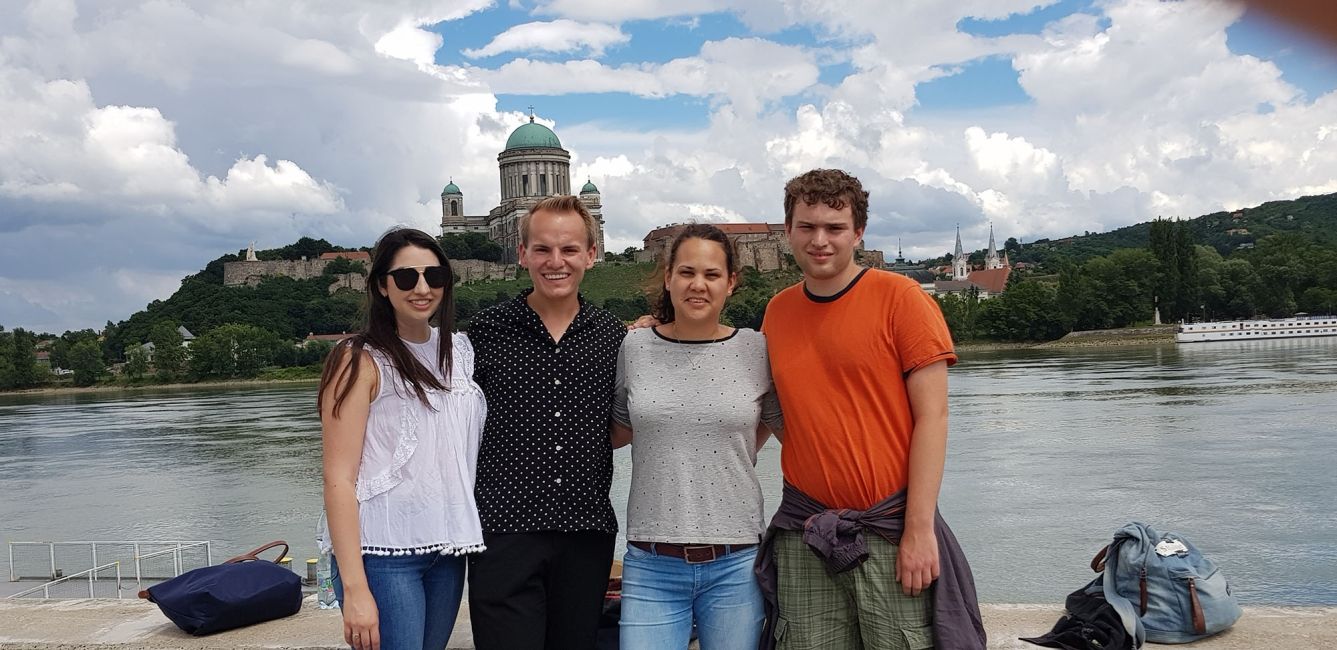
[440,113,605,264]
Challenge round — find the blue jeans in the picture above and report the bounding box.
[619,543,765,650]
[332,553,466,650]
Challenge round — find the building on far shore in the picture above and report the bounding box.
[319,251,370,263]
[934,224,1012,298]
[640,223,790,271]
[440,111,606,263]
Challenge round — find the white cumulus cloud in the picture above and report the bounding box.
[463,20,629,58]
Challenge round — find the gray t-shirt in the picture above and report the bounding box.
[613,326,783,544]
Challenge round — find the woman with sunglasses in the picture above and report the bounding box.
[611,224,782,649]
[318,227,486,650]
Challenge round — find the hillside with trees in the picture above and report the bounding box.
[6,191,1337,391]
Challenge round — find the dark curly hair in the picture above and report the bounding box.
[649,223,737,324]
[783,168,870,231]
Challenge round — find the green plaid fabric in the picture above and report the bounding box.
[773,530,934,650]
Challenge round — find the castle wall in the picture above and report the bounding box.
[224,259,331,287]
[327,273,366,294]
[856,249,886,269]
[225,258,512,291]
[736,240,788,272]
[452,260,516,283]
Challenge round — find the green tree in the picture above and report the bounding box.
[462,232,500,262]
[438,234,471,260]
[69,339,105,387]
[1299,287,1337,314]
[979,280,1065,341]
[936,289,982,342]
[269,237,338,261]
[101,320,123,363]
[124,347,149,381]
[1056,263,1105,331]
[7,328,39,387]
[1193,245,1225,320]
[440,232,505,262]
[1082,249,1159,327]
[324,258,367,276]
[150,322,185,380]
[50,329,98,370]
[1245,233,1309,317]
[722,294,769,330]
[1149,218,1199,322]
[190,324,284,379]
[0,328,14,389]
[1171,222,1200,320]
[1219,258,1264,318]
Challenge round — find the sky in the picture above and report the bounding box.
[2,0,1336,334]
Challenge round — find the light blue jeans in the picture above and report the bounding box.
[331,552,465,650]
[619,543,765,650]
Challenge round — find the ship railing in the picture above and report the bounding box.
[6,561,122,600]
[8,540,211,589]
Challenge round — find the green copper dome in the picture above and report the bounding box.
[442,181,461,195]
[504,120,562,150]
[580,179,599,194]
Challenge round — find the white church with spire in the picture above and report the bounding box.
[942,223,1012,298]
[952,223,1010,280]
[439,110,606,264]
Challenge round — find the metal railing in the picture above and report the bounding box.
[131,542,211,589]
[8,561,122,599]
[7,541,211,593]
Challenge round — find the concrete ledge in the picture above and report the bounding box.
[1,598,1332,649]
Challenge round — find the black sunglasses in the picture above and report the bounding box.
[386,265,450,291]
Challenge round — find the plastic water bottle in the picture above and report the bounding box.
[316,550,338,609]
[315,510,339,609]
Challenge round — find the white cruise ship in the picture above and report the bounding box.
[1176,315,1337,343]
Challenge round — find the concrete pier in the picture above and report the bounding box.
[1,598,1334,649]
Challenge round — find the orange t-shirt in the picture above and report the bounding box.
[763,268,957,510]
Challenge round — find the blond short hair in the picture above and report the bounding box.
[520,195,599,248]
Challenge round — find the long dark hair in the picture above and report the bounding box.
[650,223,737,324]
[318,227,456,417]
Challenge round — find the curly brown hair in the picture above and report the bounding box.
[783,169,870,231]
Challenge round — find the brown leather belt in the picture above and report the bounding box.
[628,540,756,564]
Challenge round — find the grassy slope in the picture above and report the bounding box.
[454,262,660,306]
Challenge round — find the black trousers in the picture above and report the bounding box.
[468,530,616,650]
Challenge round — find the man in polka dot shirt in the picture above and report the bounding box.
[466,195,627,650]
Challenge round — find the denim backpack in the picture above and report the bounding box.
[1088,522,1242,646]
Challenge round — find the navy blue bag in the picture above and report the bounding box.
[139,541,303,635]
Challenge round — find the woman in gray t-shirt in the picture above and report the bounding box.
[612,224,782,649]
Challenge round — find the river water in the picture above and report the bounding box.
[2,338,1335,604]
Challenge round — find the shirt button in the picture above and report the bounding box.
[555,411,562,417]
[554,379,561,385]
[555,478,562,484]
[555,445,563,451]
[556,347,562,353]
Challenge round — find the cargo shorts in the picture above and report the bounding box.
[773,530,934,650]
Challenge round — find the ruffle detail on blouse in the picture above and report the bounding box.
[360,542,487,557]
[355,358,421,503]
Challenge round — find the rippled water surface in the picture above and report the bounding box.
[2,337,1335,603]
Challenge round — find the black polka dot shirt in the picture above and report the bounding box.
[467,289,626,534]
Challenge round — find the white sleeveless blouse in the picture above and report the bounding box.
[321,328,487,556]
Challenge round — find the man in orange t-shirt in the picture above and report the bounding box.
[759,168,976,649]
